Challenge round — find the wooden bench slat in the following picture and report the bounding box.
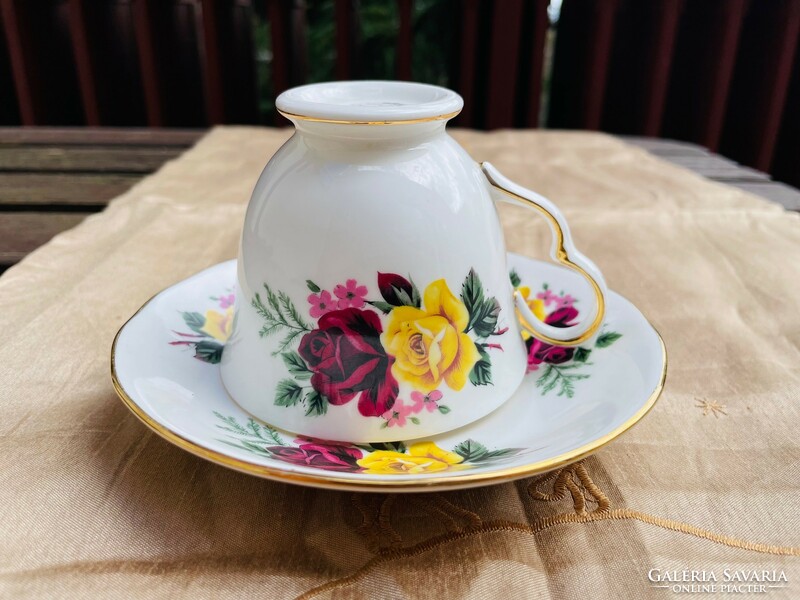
[0,146,182,173]
[0,173,139,205]
[0,127,204,146]
[0,211,90,265]
[67,0,102,126]
[720,1,800,171]
[485,0,525,129]
[395,0,413,80]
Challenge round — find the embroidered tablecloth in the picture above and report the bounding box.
[1,127,798,598]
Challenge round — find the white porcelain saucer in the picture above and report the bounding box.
[111,255,666,492]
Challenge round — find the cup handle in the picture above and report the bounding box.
[482,162,607,347]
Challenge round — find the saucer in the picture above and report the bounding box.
[111,255,666,492]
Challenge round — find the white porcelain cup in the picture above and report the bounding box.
[220,81,607,443]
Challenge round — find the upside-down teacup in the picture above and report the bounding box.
[220,81,607,443]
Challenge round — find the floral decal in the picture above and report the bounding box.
[253,270,506,427]
[170,270,623,411]
[171,292,235,364]
[214,412,523,474]
[510,269,622,398]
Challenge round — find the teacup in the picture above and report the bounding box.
[220,81,607,443]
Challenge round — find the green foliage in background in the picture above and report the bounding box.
[252,0,456,121]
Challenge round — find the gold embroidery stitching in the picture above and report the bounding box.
[529,462,610,515]
[351,493,484,553]
[696,398,728,417]
[297,513,800,600]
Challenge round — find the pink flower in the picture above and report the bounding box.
[536,288,558,306]
[554,294,576,309]
[382,399,413,427]
[410,390,443,413]
[334,279,368,309]
[308,290,335,318]
[218,293,235,309]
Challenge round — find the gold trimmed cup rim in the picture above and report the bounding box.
[275,81,464,125]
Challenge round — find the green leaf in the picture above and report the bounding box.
[468,447,523,463]
[596,332,622,348]
[574,347,592,363]
[509,269,521,288]
[536,364,590,398]
[367,300,395,314]
[282,351,312,379]
[239,439,271,456]
[461,268,484,328]
[367,441,406,452]
[305,390,328,416]
[214,411,248,434]
[194,340,223,363]
[393,287,417,308]
[182,311,206,335]
[263,423,285,445]
[471,298,501,339]
[306,280,321,293]
[453,439,488,462]
[410,417,420,425]
[279,290,311,331]
[408,276,422,308]
[274,379,303,407]
[468,345,493,386]
[217,439,272,458]
[437,405,451,414]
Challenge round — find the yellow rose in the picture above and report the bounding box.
[201,308,234,341]
[357,442,465,474]
[383,280,480,392]
[516,286,545,341]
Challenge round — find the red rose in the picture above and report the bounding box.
[377,272,417,307]
[267,443,363,472]
[527,306,579,367]
[298,308,398,417]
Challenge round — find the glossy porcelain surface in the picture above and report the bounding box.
[220,81,608,443]
[111,256,666,493]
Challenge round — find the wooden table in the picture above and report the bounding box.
[1,128,798,277]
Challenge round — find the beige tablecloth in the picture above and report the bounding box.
[1,128,798,599]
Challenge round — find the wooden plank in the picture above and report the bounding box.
[0,0,44,125]
[455,0,480,127]
[726,181,800,212]
[67,0,102,126]
[199,0,226,124]
[0,173,140,206]
[0,212,90,265]
[548,0,620,129]
[662,0,747,151]
[0,127,204,146]
[0,5,20,125]
[334,0,355,79]
[485,0,525,129]
[396,0,413,80]
[721,0,800,171]
[523,0,551,127]
[664,156,771,182]
[289,0,307,86]
[620,136,711,156]
[639,0,684,135]
[602,0,684,135]
[771,33,800,189]
[0,146,182,173]
[268,0,290,120]
[132,0,165,127]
